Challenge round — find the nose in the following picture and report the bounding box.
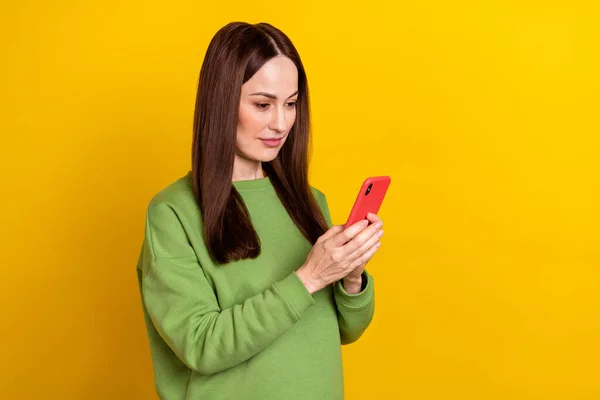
[269,106,288,134]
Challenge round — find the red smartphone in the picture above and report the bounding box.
[345,176,391,227]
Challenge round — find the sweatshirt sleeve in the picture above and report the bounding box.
[313,189,376,345]
[141,202,316,375]
[333,271,375,344]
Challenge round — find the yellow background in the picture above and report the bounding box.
[1,1,599,399]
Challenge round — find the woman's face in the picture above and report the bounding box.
[236,55,298,164]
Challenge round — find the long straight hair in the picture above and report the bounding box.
[192,22,329,264]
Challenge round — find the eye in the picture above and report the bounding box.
[286,102,297,109]
[255,103,270,110]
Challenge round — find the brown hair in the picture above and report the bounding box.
[192,22,329,264]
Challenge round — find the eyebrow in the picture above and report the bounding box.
[249,90,299,100]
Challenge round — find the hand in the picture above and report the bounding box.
[342,213,383,293]
[295,214,383,294]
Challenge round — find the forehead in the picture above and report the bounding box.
[242,56,298,94]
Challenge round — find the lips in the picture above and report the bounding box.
[260,138,283,147]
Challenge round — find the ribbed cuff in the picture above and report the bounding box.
[334,271,374,309]
[273,272,316,319]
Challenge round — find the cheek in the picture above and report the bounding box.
[237,106,266,139]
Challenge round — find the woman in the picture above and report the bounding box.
[136,21,384,400]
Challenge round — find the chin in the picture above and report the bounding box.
[239,141,286,163]
[258,149,281,163]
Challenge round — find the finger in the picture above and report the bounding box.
[348,228,383,261]
[318,225,344,242]
[340,220,382,255]
[350,241,382,269]
[342,219,368,232]
[367,213,382,225]
[330,219,368,247]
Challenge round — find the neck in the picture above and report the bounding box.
[232,155,265,182]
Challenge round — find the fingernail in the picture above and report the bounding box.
[376,242,382,248]
[378,230,384,237]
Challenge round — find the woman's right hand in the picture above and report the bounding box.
[295,219,383,294]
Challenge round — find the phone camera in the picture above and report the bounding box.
[365,183,372,196]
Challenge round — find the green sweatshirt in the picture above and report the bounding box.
[136,171,375,400]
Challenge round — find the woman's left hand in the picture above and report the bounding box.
[342,213,383,294]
